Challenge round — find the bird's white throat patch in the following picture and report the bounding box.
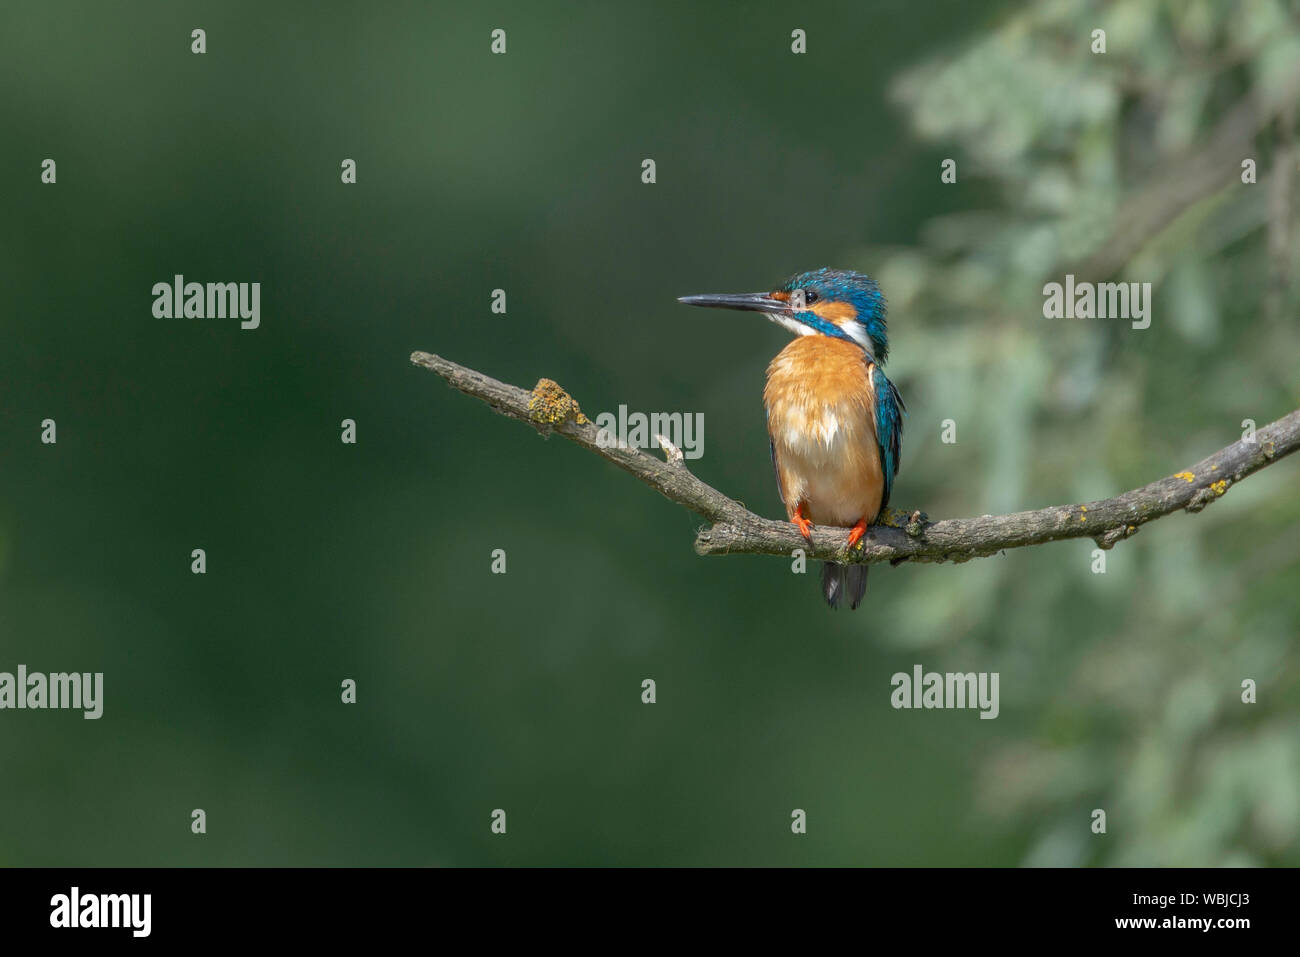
[840,319,874,356]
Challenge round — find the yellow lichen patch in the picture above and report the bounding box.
[1079,505,1087,522]
[1174,471,1195,482]
[528,378,582,426]
[1211,479,1228,496]
[878,508,905,527]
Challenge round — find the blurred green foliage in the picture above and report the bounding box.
[874,0,1300,865]
[0,0,1296,866]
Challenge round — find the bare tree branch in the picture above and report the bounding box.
[411,351,1300,566]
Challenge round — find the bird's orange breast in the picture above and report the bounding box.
[763,336,883,528]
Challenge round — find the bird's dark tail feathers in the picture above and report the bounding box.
[821,561,868,610]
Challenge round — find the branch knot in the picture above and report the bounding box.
[1094,524,1138,550]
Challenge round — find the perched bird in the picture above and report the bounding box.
[679,268,903,610]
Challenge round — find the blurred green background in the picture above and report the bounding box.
[1,0,1298,866]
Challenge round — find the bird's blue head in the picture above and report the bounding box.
[678,267,889,362]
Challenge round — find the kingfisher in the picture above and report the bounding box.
[679,268,903,610]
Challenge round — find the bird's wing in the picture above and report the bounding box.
[768,435,789,510]
[872,365,905,509]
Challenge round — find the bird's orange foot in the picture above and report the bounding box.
[793,503,815,540]
[847,517,869,550]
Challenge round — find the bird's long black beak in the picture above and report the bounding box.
[677,291,789,314]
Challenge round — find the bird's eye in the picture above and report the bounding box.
[805,291,819,304]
